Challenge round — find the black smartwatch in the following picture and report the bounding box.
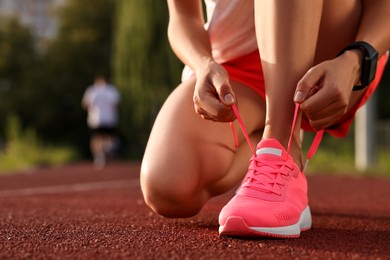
[337,41,378,91]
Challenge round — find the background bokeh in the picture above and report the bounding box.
[0,0,388,174]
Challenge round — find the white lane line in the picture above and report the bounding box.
[0,179,140,197]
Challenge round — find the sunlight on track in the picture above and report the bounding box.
[0,179,140,197]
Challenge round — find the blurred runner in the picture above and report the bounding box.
[82,75,120,170]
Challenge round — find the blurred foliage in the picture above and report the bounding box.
[304,131,390,176]
[0,115,77,173]
[0,0,116,159]
[0,0,182,161]
[34,0,116,155]
[0,0,388,167]
[113,0,182,158]
[0,17,37,142]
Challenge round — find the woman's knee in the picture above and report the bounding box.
[140,165,207,218]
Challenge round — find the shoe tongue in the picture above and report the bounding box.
[256,139,287,159]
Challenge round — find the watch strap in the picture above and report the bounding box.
[337,41,377,57]
[337,41,378,91]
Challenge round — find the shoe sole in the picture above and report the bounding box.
[219,206,312,238]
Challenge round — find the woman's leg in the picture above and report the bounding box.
[255,0,323,166]
[255,0,371,141]
[141,78,265,217]
[218,0,325,238]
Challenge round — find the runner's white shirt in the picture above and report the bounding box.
[82,84,120,128]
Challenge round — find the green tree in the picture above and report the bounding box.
[28,0,117,155]
[0,17,37,140]
[113,0,182,158]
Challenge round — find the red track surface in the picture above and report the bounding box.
[0,162,389,259]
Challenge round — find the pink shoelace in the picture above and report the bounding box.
[230,103,324,171]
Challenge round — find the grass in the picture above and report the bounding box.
[0,115,77,174]
[304,132,390,177]
[1,114,389,177]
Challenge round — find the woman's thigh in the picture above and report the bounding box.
[140,77,265,215]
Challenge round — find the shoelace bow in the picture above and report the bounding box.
[230,103,324,194]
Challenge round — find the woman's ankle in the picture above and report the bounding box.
[262,127,304,169]
[288,138,304,170]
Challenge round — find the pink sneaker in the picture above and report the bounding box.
[218,138,311,238]
[221,103,323,238]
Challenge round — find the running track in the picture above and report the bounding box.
[0,162,389,259]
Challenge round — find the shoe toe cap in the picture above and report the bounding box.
[219,195,302,228]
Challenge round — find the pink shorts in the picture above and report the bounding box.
[222,50,388,137]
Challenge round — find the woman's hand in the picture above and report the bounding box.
[293,50,363,130]
[193,60,236,122]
